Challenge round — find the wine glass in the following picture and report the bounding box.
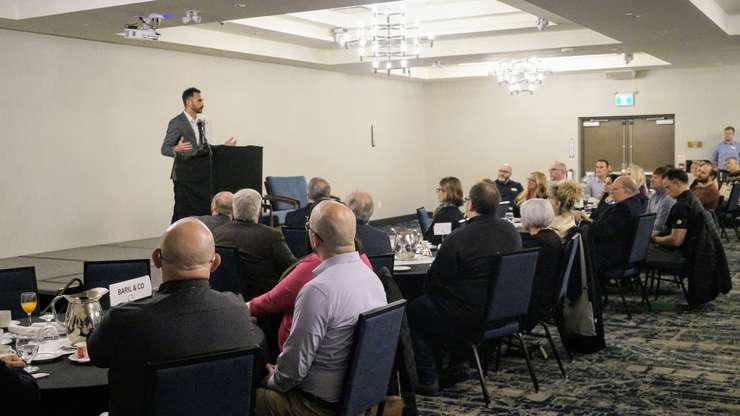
[16,337,40,373]
[20,292,37,326]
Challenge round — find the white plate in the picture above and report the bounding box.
[0,336,11,345]
[34,350,72,363]
[68,354,91,364]
[0,320,20,329]
[393,266,412,272]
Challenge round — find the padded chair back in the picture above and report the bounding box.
[416,207,432,234]
[627,214,657,265]
[557,235,580,302]
[340,300,406,416]
[0,267,38,320]
[146,348,257,416]
[282,227,310,258]
[367,253,395,276]
[211,246,244,296]
[84,260,151,309]
[483,249,539,337]
[727,183,740,211]
[496,201,511,218]
[265,176,308,211]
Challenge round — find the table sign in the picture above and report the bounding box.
[433,222,452,236]
[109,276,152,307]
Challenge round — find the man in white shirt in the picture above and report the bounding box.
[255,200,387,416]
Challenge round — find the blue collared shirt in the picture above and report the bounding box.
[267,251,387,403]
[647,188,676,233]
[712,140,739,167]
[581,175,607,199]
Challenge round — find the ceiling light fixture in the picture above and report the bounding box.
[182,10,201,24]
[624,52,634,65]
[334,8,434,76]
[490,58,548,95]
[536,17,549,31]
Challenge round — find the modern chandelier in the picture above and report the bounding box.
[334,10,434,76]
[490,58,548,95]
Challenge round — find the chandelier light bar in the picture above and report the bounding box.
[334,10,434,76]
[490,58,548,95]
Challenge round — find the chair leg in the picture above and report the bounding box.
[654,272,662,301]
[540,322,566,379]
[615,279,632,320]
[515,334,539,393]
[471,344,491,406]
[494,341,502,373]
[638,274,652,312]
[677,275,689,302]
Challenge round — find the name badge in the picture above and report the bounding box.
[433,222,452,236]
[511,188,518,192]
[109,276,153,307]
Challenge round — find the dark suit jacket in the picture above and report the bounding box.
[213,221,297,299]
[495,179,524,204]
[521,229,563,331]
[356,221,392,256]
[161,112,215,181]
[195,214,230,233]
[426,214,522,332]
[88,279,265,416]
[423,205,464,245]
[0,364,39,413]
[284,203,314,228]
[591,194,648,270]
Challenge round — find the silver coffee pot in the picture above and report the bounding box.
[50,288,108,344]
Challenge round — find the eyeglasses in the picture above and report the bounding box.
[304,222,323,241]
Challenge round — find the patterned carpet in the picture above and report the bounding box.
[381,221,739,415]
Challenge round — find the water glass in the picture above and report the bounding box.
[16,337,39,373]
[505,212,515,223]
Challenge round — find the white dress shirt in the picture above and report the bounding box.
[183,111,201,145]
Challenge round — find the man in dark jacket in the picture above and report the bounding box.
[194,191,233,232]
[346,191,392,256]
[408,180,522,395]
[590,176,647,271]
[214,189,296,299]
[494,164,523,205]
[284,177,331,227]
[88,218,265,416]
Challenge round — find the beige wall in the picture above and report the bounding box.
[423,66,740,209]
[0,28,428,258]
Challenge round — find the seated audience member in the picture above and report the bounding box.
[256,201,387,415]
[581,159,611,199]
[692,163,720,210]
[408,181,522,394]
[720,157,740,201]
[626,163,648,197]
[284,177,331,227]
[688,159,702,189]
[519,198,562,329]
[514,171,548,216]
[345,190,392,256]
[549,161,568,187]
[494,164,523,205]
[648,169,705,263]
[424,176,464,245]
[590,173,621,220]
[88,218,266,416]
[194,191,233,232]
[647,166,676,234]
[590,176,647,271]
[214,189,296,299]
[548,180,583,239]
[0,353,39,411]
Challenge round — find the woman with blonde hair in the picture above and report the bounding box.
[424,176,464,244]
[514,172,548,216]
[548,180,583,238]
[626,163,648,196]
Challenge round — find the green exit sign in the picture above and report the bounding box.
[615,93,634,106]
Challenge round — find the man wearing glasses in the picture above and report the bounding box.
[549,160,568,188]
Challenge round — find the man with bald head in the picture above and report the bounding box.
[590,176,648,271]
[256,200,387,415]
[346,190,392,256]
[194,191,234,232]
[495,164,524,205]
[89,218,265,416]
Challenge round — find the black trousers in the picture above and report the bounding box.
[171,179,211,223]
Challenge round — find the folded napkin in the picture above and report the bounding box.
[8,322,65,338]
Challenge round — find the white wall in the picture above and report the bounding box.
[0,28,429,258]
[423,66,740,209]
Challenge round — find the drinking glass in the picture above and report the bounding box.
[20,292,37,326]
[16,337,39,373]
[505,212,515,223]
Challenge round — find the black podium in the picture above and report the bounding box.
[172,145,263,220]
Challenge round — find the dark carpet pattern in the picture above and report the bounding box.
[381,221,739,415]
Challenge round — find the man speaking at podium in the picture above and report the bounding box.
[162,87,237,222]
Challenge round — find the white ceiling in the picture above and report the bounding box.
[1,0,739,81]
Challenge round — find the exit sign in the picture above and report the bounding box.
[615,93,634,107]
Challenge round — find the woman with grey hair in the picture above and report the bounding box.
[519,198,563,331]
